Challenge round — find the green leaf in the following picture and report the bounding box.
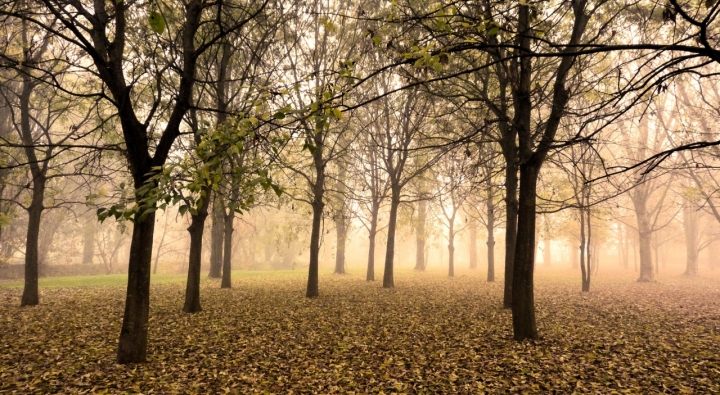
[148,11,166,35]
[273,111,286,120]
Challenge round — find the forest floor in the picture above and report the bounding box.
[1,267,719,394]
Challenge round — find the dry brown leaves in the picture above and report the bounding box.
[0,269,719,394]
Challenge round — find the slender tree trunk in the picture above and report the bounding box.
[486,189,496,282]
[469,219,477,270]
[307,197,323,297]
[334,212,346,274]
[503,164,519,308]
[415,199,427,271]
[209,199,224,278]
[117,212,156,363]
[543,238,551,267]
[221,210,234,288]
[367,206,378,281]
[448,218,455,277]
[21,198,43,306]
[683,200,699,276]
[183,185,211,313]
[511,164,539,340]
[383,188,400,288]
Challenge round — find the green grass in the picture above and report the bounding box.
[0,269,305,289]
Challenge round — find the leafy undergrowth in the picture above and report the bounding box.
[1,270,719,394]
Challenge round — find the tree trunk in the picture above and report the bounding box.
[221,210,234,288]
[117,212,155,364]
[469,219,477,270]
[307,197,323,297]
[503,163,519,308]
[21,198,43,306]
[543,238,551,267]
[383,188,401,288]
[683,200,699,276]
[448,218,455,277]
[637,230,654,282]
[182,185,211,313]
[486,188,496,282]
[209,198,224,278]
[511,164,539,341]
[415,199,427,271]
[334,211,346,274]
[82,218,95,265]
[367,206,378,281]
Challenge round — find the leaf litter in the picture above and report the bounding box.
[0,271,718,394]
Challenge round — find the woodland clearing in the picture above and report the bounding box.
[1,269,719,394]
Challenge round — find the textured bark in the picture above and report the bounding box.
[307,198,323,297]
[209,197,224,278]
[502,163,518,308]
[183,185,211,313]
[367,206,379,281]
[512,164,539,340]
[221,210,234,289]
[117,214,155,363]
[21,202,43,306]
[383,188,401,288]
[486,186,496,282]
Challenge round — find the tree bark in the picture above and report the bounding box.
[117,213,155,363]
[209,198,224,278]
[383,188,401,288]
[683,200,699,276]
[511,164,540,340]
[367,206,378,281]
[415,199,427,271]
[334,211,346,274]
[502,163,518,308]
[21,198,43,306]
[221,209,234,288]
[448,216,455,277]
[182,185,211,313]
[486,186,496,282]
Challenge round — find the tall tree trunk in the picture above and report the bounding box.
[448,217,455,277]
[307,197,323,297]
[334,212,346,274]
[415,199,427,271]
[486,187,496,282]
[183,185,211,313]
[221,209,234,288]
[21,197,43,306]
[502,163,518,308]
[82,218,95,265]
[683,200,699,276]
[469,219,477,270]
[209,198,224,278]
[511,163,539,340]
[367,205,379,281]
[383,187,401,288]
[634,198,655,281]
[117,212,155,364]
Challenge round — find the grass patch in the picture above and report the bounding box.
[0,269,305,289]
[0,269,718,393]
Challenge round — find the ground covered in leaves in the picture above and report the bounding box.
[1,268,719,394]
